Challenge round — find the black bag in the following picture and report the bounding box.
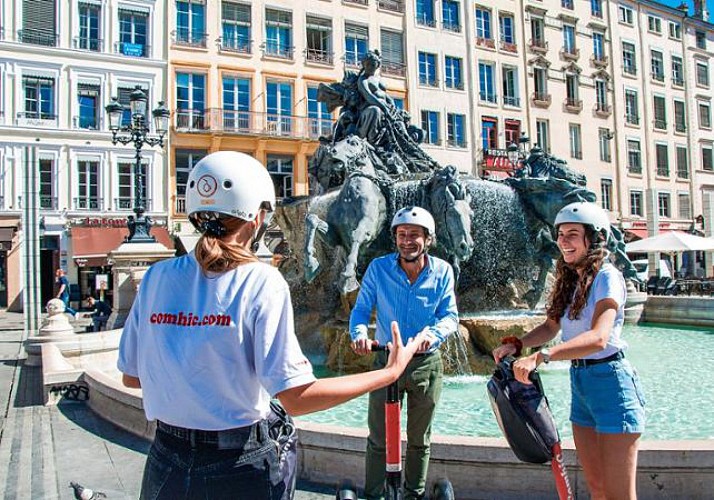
[487,356,560,464]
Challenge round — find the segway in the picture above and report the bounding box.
[487,356,573,500]
[336,343,455,500]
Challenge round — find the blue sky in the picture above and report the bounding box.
[656,0,714,19]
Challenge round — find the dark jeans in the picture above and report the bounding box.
[140,404,297,500]
[60,296,77,316]
[91,315,109,332]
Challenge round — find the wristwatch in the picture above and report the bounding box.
[539,348,552,364]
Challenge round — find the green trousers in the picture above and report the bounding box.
[364,352,443,500]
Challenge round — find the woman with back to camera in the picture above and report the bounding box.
[118,151,425,500]
[492,202,645,500]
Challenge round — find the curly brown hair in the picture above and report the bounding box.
[546,229,607,321]
[194,217,258,274]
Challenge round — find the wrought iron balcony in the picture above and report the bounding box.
[73,36,102,51]
[420,77,439,88]
[677,168,689,179]
[622,64,637,76]
[73,115,101,130]
[628,165,642,174]
[653,118,667,130]
[446,80,464,90]
[528,39,548,53]
[416,16,437,28]
[261,42,294,60]
[18,29,58,46]
[382,60,406,77]
[479,92,497,104]
[564,98,583,112]
[651,71,665,83]
[447,139,467,148]
[305,48,334,65]
[594,103,611,117]
[218,37,252,54]
[675,122,687,133]
[378,0,405,12]
[656,167,670,177]
[16,111,58,127]
[40,196,57,210]
[73,198,103,210]
[625,114,640,125]
[115,198,152,211]
[503,95,520,107]
[673,77,684,87]
[443,22,461,33]
[175,195,186,214]
[172,29,208,48]
[476,37,496,49]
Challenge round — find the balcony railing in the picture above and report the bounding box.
[73,198,103,210]
[73,115,101,130]
[594,103,611,116]
[476,37,496,49]
[592,7,604,18]
[218,37,252,54]
[591,53,608,67]
[305,48,334,65]
[16,111,58,127]
[114,198,152,211]
[531,92,551,107]
[528,39,548,53]
[656,167,670,177]
[344,0,368,5]
[172,29,208,48]
[382,60,407,77]
[564,98,583,112]
[651,71,665,82]
[675,122,687,133]
[416,16,437,28]
[677,168,689,179]
[174,108,336,140]
[447,139,467,148]
[479,92,497,104]
[622,64,637,76]
[443,22,462,33]
[503,95,520,107]
[261,42,294,59]
[572,150,583,160]
[628,165,642,174]
[18,29,58,46]
[420,78,439,88]
[445,81,464,90]
[114,41,149,57]
[625,114,640,125]
[175,195,186,214]
[673,77,684,87]
[560,46,580,60]
[653,119,667,130]
[378,0,405,12]
[500,40,518,53]
[73,36,102,51]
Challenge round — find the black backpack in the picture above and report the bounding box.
[487,356,561,464]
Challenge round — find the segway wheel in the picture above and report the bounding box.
[335,480,358,500]
[384,484,403,500]
[431,478,455,500]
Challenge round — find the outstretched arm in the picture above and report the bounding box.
[277,322,424,416]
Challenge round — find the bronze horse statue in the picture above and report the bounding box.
[303,136,474,295]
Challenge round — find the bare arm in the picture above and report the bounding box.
[56,283,66,298]
[122,374,141,388]
[278,322,423,416]
[493,317,560,362]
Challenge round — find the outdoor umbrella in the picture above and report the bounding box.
[625,232,714,253]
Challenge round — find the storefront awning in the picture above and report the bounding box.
[71,226,174,267]
[625,228,648,240]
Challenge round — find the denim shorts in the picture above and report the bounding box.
[570,357,646,434]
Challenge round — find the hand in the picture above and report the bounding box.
[384,322,423,377]
[492,343,517,363]
[416,329,437,353]
[512,353,539,385]
[351,337,374,356]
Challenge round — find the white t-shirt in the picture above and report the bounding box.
[560,263,627,360]
[117,253,315,430]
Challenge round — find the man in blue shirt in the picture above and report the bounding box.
[85,295,112,331]
[350,206,458,500]
[55,269,76,317]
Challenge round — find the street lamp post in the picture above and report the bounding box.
[506,132,530,174]
[105,86,170,243]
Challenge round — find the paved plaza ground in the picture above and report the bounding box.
[0,311,335,499]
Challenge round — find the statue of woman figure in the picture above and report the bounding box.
[356,50,400,145]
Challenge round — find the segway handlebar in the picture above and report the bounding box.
[370,341,388,352]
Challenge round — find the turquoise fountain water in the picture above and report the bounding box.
[298,323,714,440]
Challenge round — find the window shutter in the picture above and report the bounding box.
[306,15,331,31]
[266,9,291,27]
[345,23,369,40]
[380,29,403,64]
[223,2,251,24]
[23,0,56,34]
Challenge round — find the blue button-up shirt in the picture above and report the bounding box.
[349,253,458,351]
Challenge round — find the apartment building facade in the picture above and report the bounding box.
[0,0,170,310]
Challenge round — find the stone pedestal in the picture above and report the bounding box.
[24,299,77,366]
[624,280,647,324]
[106,242,175,330]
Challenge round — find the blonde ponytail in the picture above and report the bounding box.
[194,217,258,274]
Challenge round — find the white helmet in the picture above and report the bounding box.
[554,202,610,240]
[391,206,436,236]
[187,151,275,222]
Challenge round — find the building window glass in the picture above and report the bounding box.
[499,14,514,44]
[23,77,55,120]
[696,30,706,50]
[536,119,549,152]
[653,95,666,130]
[308,85,332,138]
[222,76,250,131]
[118,9,148,57]
[696,62,709,87]
[118,85,149,127]
[699,102,712,129]
[222,1,251,52]
[674,100,686,132]
[619,6,633,25]
[647,15,662,34]
[175,150,207,203]
[651,50,664,81]
[478,62,495,102]
[625,90,639,124]
[475,8,492,39]
[419,52,438,86]
[77,84,99,129]
[380,29,404,75]
[481,117,497,149]
[595,79,608,111]
[266,81,292,134]
[593,32,604,60]
[622,42,637,75]
[344,23,368,66]
[676,146,688,179]
[678,193,691,220]
[591,0,603,18]
[117,161,148,210]
[442,0,461,32]
[702,146,713,171]
[502,66,518,106]
[569,124,582,159]
[76,160,100,210]
[265,9,293,58]
[656,143,669,176]
[672,56,684,86]
[176,73,206,129]
[78,2,101,51]
[421,110,440,145]
[627,139,641,173]
[266,155,293,199]
[630,190,643,217]
[669,21,681,40]
[447,113,466,147]
[416,0,436,27]
[176,0,206,46]
[562,25,576,53]
[444,56,463,89]
[598,128,611,162]
[600,179,612,211]
[658,192,670,218]
[39,159,56,209]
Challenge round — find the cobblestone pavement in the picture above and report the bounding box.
[0,311,335,499]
